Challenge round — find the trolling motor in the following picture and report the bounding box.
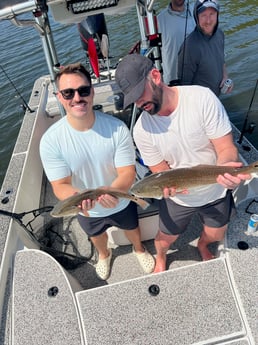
[78,13,110,81]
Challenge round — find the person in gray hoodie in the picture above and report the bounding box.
[178,0,233,96]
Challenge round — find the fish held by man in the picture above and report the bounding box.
[51,188,150,217]
[131,161,258,199]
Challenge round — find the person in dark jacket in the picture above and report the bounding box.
[178,0,233,96]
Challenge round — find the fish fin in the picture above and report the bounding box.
[192,164,214,169]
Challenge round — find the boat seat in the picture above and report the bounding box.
[12,249,84,345]
[75,258,248,345]
[107,206,159,245]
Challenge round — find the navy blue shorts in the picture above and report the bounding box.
[77,201,139,237]
[159,190,235,235]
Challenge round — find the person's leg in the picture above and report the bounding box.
[77,215,112,280]
[154,230,179,273]
[197,224,227,261]
[91,231,113,280]
[77,215,110,258]
[124,226,145,253]
[197,190,234,261]
[90,231,110,259]
[154,198,193,273]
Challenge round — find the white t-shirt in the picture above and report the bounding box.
[40,111,135,217]
[133,85,232,207]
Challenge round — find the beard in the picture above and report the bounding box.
[139,82,163,115]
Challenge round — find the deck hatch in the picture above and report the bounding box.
[76,259,245,345]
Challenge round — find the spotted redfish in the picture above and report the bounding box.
[130,161,258,199]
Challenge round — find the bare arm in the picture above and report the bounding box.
[51,165,136,215]
[211,132,251,188]
[51,176,92,215]
[51,176,79,201]
[96,164,136,208]
[211,132,238,165]
[148,160,170,174]
[110,165,136,192]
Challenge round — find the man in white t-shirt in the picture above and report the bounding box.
[40,63,155,280]
[115,54,251,273]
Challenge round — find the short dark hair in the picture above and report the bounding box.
[55,63,92,87]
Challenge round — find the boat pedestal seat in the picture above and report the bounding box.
[107,213,159,245]
[107,198,160,245]
[12,249,84,345]
[76,259,248,345]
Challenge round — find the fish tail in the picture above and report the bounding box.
[134,197,150,210]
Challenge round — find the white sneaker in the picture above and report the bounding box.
[96,249,112,280]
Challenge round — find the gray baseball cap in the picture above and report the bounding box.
[115,54,153,109]
[196,0,219,14]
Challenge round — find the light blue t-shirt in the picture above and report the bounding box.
[158,3,195,84]
[40,111,135,217]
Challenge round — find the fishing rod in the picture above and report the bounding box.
[179,0,190,84]
[0,64,34,113]
[238,78,258,145]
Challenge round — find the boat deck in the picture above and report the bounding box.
[0,76,257,344]
[11,194,258,345]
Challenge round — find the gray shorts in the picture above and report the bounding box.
[159,190,235,235]
[77,201,139,237]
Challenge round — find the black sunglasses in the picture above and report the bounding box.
[59,85,91,100]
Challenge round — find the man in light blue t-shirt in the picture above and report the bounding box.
[158,0,195,85]
[40,63,154,280]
